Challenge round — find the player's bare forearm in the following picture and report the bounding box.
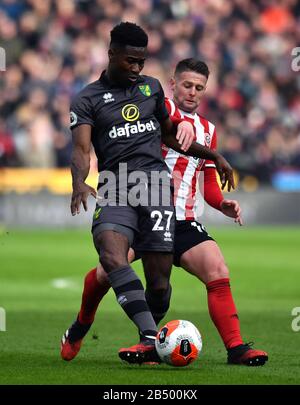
[161,117,194,151]
[71,148,90,186]
[71,124,92,184]
[160,117,216,159]
[188,144,235,191]
[162,131,215,160]
[182,140,218,161]
[163,133,235,191]
[70,125,96,215]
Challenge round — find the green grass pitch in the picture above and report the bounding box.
[0,226,300,385]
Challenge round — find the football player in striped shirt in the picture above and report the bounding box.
[61,58,268,366]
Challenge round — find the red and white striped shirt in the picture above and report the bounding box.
[162,98,221,220]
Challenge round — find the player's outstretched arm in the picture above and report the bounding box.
[187,144,235,191]
[204,167,242,225]
[160,116,195,152]
[70,124,97,216]
[161,118,235,191]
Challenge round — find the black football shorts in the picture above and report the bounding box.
[92,181,175,253]
[173,220,214,266]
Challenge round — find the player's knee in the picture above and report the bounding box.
[146,285,171,315]
[96,264,110,286]
[93,232,127,272]
[145,268,170,292]
[99,251,127,273]
[207,260,229,282]
[147,285,167,297]
[146,280,171,297]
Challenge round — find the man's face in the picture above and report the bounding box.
[109,45,146,86]
[171,70,208,113]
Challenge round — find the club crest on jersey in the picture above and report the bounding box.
[204,132,212,147]
[139,84,151,96]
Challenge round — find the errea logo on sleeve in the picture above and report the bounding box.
[103,93,115,103]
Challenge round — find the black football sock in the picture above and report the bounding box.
[145,284,172,325]
[107,265,157,340]
[66,318,92,343]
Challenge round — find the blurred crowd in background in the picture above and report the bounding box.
[0,0,300,188]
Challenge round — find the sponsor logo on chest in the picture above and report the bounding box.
[109,103,156,139]
[109,120,156,138]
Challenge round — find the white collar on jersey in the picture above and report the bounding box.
[177,107,197,119]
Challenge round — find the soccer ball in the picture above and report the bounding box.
[155,320,202,366]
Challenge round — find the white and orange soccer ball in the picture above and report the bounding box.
[155,320,202,367]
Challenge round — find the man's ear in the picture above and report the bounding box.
[108,48,114,61]
[170,77,176,91]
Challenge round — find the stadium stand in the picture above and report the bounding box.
[0,0,300,189]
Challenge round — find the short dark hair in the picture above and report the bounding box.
[175,58,210,78]
[110,22,148,48]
